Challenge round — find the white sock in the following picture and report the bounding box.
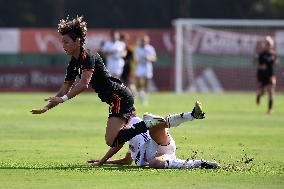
[165,158,202,169]
[166,112,194,127]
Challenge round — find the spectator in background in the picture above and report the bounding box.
[102,30,126,79]
[134,35,157,105]
[120,33,136,92]
[253,36,279,114]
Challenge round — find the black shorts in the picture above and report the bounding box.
[257,71,275,87]
[121,62,131,84]
[108,85,135,121]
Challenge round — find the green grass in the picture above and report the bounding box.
[0,92,283,189]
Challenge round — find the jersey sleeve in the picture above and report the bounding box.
[81,50,95,72]
[64,61,77,83]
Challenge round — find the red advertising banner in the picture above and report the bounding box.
[0,67,65,91]
[185,27,284,56]
[0,66,283,92]
[0,66,174,92]
[20,29,174,53]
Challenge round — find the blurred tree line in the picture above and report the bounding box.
[0,0,284,28]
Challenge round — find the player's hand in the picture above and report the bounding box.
[90,162,103,166]
[30,108,47,114]
[87,160,103,166]
[87,159,100,164]
[45,97,63,103]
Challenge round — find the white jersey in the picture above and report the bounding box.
[135,44,156,79]
[102,40,126,77]
[128,117,176,167]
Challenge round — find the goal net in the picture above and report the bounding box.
[173,19,284,93]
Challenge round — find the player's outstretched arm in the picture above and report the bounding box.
[89,153,132,166]
[88,144,124,166]
[88,144,132,166]
[46,70,93,104]
[30,82,73,114]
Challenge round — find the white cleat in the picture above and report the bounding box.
[143,113,166,128]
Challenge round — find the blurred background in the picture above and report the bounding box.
[0,0,284,92]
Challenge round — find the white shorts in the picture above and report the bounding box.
[135,63,153,79]
[137,134,176,166]
[107,60,125,77]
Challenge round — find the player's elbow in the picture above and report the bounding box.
[79,81,89,90]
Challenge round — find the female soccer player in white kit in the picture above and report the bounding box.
[88,102,218,169]
[102,30,126,78]
[134,35,157,105]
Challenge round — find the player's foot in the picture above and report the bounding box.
[256,95,261,106]
[143,113,166,128]
[200,161,219,169]
[192,101,205,119]
[256,99,260,106]
[267,109,273,115]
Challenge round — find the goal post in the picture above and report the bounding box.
[173,19,284,93]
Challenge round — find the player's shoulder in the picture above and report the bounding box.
[93,51,105,63]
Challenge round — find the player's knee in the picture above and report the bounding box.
[105,135,114,147]
[149,159,165,169]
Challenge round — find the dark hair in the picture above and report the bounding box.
[58,15,87,46]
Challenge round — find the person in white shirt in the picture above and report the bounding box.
[102,30,126,78]
[88,101,218,169]
[134,35,157,105]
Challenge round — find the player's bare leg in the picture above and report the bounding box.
[136,77,148,105]
[105,117,128,146]
[142,112,170,145]
[148,154,170,168]
[109,115,165,147]
[149,123,170,145]
[267,82,275,114]
[256,85,265,106]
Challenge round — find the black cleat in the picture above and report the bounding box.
[192,101,205,119]
[200,161,219,169]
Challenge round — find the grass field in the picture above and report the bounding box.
[0,92,283,189]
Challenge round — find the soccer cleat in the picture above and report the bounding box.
[200,161,219,169]
[192,101,205,119]
[143,113,166,128]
